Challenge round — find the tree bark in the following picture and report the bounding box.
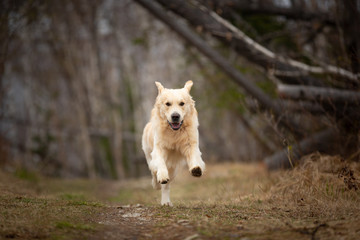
[277,84,360,104]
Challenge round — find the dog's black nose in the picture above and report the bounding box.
[171,112,180,122]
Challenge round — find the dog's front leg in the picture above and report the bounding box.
[150,146,169,184]
[184,146,205,177]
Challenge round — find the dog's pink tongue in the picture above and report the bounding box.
[172,123,180,128]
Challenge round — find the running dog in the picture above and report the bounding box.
[142,81,205,206]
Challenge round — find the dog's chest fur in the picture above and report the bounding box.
[158,127,191,152]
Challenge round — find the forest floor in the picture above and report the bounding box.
[1,154,360,240]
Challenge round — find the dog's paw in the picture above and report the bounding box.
[161,201,173,207]
[157,171,170,184]
[190,166,202,177]
[159,178,170,184]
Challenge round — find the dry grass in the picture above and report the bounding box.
[267,153,360,219]
[107,155,360,239]
[1,153,360,239]
[0,171,104,240]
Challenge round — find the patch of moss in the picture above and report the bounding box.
[132,37,148,48]
[14,169,39,182]
[256,81,277,98]
[241,14,285,36]
[31,132,56,160]
[272,35,297,51]
[99,136,117,179]
[296,54,314,65]
[216,87,246,114]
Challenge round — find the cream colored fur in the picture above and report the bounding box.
[142,81,205,206]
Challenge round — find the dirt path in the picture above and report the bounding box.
[89,203,360,240]
[91,205,200,240]
[1,160,360,239]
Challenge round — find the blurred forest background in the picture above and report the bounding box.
[1,0,359,179]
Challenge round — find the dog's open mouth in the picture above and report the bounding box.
[168,121,183,131]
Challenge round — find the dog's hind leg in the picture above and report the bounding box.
[161,183,172,206]
[160,167,177,206]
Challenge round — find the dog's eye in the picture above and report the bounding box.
[179,102,185,106]
[165,102,171,106]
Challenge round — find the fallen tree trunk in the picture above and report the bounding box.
[135,0,278,113]
[135,0,356,169]
[277,84,360,104]
[264,128,338,170]
[134,0,306,135]
[155,0,359,84]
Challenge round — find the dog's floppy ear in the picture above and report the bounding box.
[155,81,164,94]
[184,80,193,92]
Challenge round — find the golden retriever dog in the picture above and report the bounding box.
[142,81,205,206]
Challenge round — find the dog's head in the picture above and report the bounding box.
[155,81,195,131]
